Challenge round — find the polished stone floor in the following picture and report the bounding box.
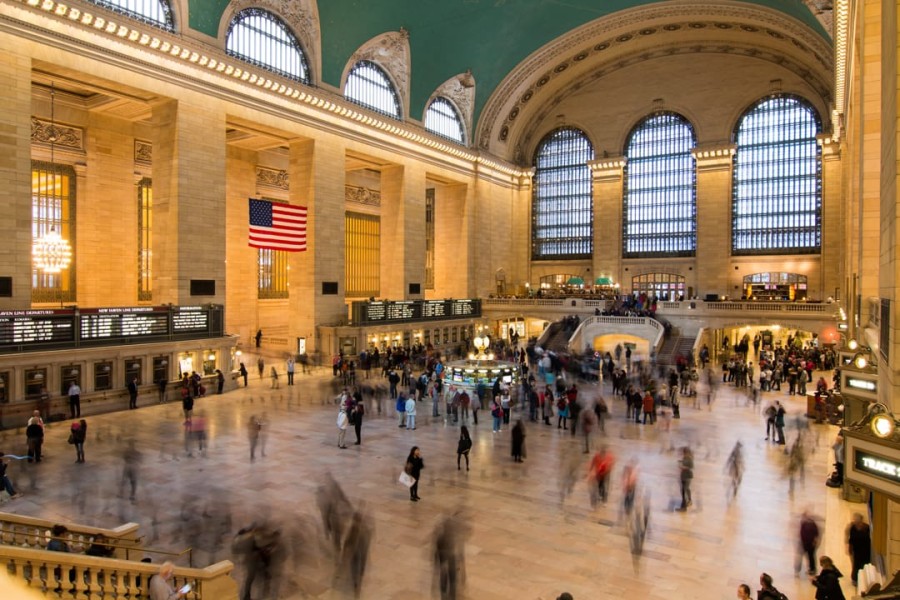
[0,360,857,600]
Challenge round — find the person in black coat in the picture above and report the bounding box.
[847,513,872,586]
[511,420,526,463]
[405,446,424,502]
[811,556,846,600]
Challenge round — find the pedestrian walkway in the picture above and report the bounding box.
[0,368,856,599]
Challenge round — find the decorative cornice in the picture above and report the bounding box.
[345,184,381,207]
[588,157,626,181]
[30,116,83,150]
[692,143,736,169]
[256,166,289,191]
[134,139,151,165]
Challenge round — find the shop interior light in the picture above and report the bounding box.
[853,353,868,369]
[848,339,859,350]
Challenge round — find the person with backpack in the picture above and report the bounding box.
[757,572,788,600]
[556,394,569,429]
[69,419,87,463]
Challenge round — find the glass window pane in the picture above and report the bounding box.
[86,0,173,30]
[532,128,593,260]
[425,97,465,144]
[226,9,310,84]
[344,61,402,120]
[732,95,821,255]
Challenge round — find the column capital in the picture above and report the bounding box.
[692,143,736,170]
[817,133,841,160]
[588,157,626,181]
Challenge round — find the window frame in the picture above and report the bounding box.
[424,97,466,144]
[86,0,174,31]
[731,94,822,256]
[345,211,381,298]
[623,112,697,258]
[257,247,289,299]
[137,177,152,301]
[531,127,594,261]
[226,7,311,84]
[32,161,76,304]
[344,60,402,120]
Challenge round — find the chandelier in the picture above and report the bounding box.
[33,83,73,284]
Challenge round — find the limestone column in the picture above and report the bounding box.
[287,138,346,355]
[818,135,842,301]
[151,99,227,306]
[224,145,258,345]
[588,158,624,287]
[433,182,470,298]
[0,50,32,309]
[693,144,736,298]
[381,162,427,299]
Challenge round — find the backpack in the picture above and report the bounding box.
[557,399,566,410]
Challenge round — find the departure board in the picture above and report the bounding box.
[79,307,168,340]
[0,309,75,344]
[172,306,209,332]
[352,299,481,324]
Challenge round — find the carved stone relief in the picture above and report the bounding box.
[134,140,152,165]
[345,184,381,207]
[256,166,289,191]
[31,117,83,151]
[349,30,411,113]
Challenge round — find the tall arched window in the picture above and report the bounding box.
[87,0,174,30]
[226,9,310,83]
[732,95,821,254]
[344,61,402,119]
[532,128,593,260]
[424,97,465,144]
[624,112,696,257]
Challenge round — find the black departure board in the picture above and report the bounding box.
[172,306,209,332]
[80,307,169,340]
[352,299,481,324]
[0,309,75,344]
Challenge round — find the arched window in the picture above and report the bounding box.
[87,0,174,30]
[624,112,696,257]
[532,128,593,260]
[344,60,402,119]
[226,9,310,83]
[424,97,465,144]
[733,95,821,254]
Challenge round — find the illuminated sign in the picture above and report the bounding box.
[847,378,877,392]
[855,450,900,483]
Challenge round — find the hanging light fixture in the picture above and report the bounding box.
[33,83,72,283]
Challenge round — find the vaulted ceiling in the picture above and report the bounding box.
[186,0,833,130]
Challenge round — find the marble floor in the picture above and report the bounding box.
[0,361,859,600]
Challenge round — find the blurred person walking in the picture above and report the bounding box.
[433,514,470,600]
[589,446,615,506]
[796,510,821,576]
[677,446,694,511]
[847,513,871,586]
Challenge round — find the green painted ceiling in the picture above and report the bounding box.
[188,0,829,127]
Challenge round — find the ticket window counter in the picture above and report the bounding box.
[60,366,81,397]
[125,360,143,386]
[25,368,47,401]
[94,362,113,391]
[0,371,9,404]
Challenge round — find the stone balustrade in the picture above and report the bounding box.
[0,513,141,560]
[1,544,237,599]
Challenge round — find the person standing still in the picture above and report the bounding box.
[26,411,44,463]
[286,357,295,386]
[774,401,787,445]
[677,446,694,511]
[352,401,365,445]
[337,408,349,449]
[255,328,262,348]
[216,369,225,394]
[405,446,424,501]
[239,362,248,387]
[127,377,139,410]
[405,395,417,430]
[457,426,472,471]
[796,510,821,576]
[70,419,87,463]
[157,377,168,403]
[68,381,81,418]
[396,393,407,428]
[257,357,265,380]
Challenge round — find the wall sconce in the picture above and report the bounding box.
[33,372,44,381]
[208,354,216,361]
[848,339,859,350]
[872,413,895,438]
[131,363,140,369]
[69,369,79,376]
[102,365,111,372]
[160,360,168,366]
[234,351,242,358]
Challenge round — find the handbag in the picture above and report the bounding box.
[398,472,415,488]
[67,432,75,445]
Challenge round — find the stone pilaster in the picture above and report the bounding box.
[151,99,227,306]
[589,157,625,286]
[819,134,842,302]
[380,162,427,299]
[0,50,32,309]
[288,138,346,354]
[693,144,736,298]
[433,182,470,298]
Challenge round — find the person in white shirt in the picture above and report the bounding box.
[405,396,417,430]
[336,409,349,449]
[68,382,81,419]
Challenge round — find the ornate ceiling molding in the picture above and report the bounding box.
[348,30,411,117]
[476,2,834,155]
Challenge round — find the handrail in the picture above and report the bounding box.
[0,513,140,560]
[35,535,193,567]
[0,544,237,599]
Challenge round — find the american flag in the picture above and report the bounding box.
[248,199,307,252]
